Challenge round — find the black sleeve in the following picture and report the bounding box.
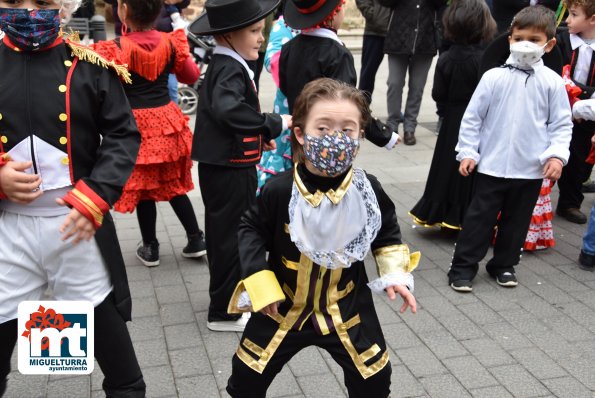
[237,181,276,278]
[86,68,140,206]
[367,173,403,251]
[377,0,399,7]
[431,54,449,103]
[324,48,357,87]
[212,65,283,140]
[365,118,393,147]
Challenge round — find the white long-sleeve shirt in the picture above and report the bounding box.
[456,58,573,179]
[573,99,595,121]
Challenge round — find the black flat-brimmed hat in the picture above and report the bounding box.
[189,0,280,35]
[283,0,342,30]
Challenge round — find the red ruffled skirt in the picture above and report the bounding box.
[114,101,194,213]
[524,178,555,251]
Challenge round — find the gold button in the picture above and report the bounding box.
[0,113,3,120]
[64,60,72,67]
[61,157,69,165]
[59,85,67,93]
[59,137,68,145]
[1,136,7,144]
[261,352,269,360]
[59,113,68,122]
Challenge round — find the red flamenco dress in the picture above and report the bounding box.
[93,30,199,212]
[524,179,555,251]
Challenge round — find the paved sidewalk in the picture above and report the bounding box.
[6,49,595,398]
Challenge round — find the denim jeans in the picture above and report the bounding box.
[582,201,595,255]
[168,73,178,103]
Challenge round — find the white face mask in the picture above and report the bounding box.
[509,41,548,68]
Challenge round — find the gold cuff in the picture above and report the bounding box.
[228,270,285,313]
[373,244,420,276]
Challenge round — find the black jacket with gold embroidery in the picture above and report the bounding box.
[230,165,419,378]
[0,37,140,320]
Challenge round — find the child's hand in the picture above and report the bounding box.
[543,157,563,181]
[385,285,417,314]
[591,132,595,145]
[0,161,43,203]
[263,139,277,151]
[260,302,279,317]
[56,198,96,244]
[281,114,292,129]
[458,159,476,177]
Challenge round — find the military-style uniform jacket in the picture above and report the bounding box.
[0,36,140,320]
[192,53,283,167]
[228,164,418,378]
[279,33,394,148]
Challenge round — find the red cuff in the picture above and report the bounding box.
[61,180,110,229]
[0,153,12,199]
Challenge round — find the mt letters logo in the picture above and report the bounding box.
[18,301,94,374]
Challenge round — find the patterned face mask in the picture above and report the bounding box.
[303,130,360,177]
[0,8,61,51]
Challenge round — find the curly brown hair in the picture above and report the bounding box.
[290,78,371,164]
[563,0,595,17]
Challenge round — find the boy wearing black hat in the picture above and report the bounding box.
[279,0,400,149]
[189,0,290,332]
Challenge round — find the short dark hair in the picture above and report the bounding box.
[121,0,163,29]
[564,0,595,18]
[290,78,371,164]
[442,0,497,45]
[510,5,557,39]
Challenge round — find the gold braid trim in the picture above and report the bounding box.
[66,41,132,84]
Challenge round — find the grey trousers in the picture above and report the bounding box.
[386,53,434,133]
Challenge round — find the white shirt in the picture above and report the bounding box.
[573,99,595,121]
[569,34,595,97]
[456,58,573,179]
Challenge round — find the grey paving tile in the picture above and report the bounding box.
[557,300,595,333]
[390,365,427,398]
[296,373,345,398]
[143,365,177,397]
[131,295,160,318]
[558,356,595,390]
[461,338,517,368]
[46,376,90,398]
[127,316,165,342]
[267,366,303,397]
[201,331,240,360]
[164,323,202,351]
[443,356,498,390]
[488,364,549,398]
[383,322,423,350]
[456,301,503,325]
[417,331,468,360]
[150,269,185,288]
[481,322,534,351]
[155,285,191,305]
[509,347,568,380]
[469,386,514,398]
[541,376,593,398]
[170,346,213,378]
[160,302,196,327]
[419,374,472,398]
[129,280,157,299]
[175,375,220,398]
[394,345,447,378]
[134,338,169,368]
[540,315,593,342]
[287,346,331,377]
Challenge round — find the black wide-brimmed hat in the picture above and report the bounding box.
[283,0,343,30]
[189,0,280,35]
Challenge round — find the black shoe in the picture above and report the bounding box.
[450,280,473,292]
[582,181,595,193]
[578,251,595,271]
[136,240,160,267]
[403,131,416,146]
[182,232,207,258]
[556,207,587,224]
[494,272,518,287]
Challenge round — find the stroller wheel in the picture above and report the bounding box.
[178,85,199,115]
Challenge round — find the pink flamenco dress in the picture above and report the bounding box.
[93,30,197,212]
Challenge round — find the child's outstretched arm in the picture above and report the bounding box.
[366,173,418,314]
[228,181,285,317]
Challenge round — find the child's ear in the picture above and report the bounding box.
[544,37,556,53]
[293,126,305,146]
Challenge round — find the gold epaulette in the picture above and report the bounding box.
[65,39,132,84]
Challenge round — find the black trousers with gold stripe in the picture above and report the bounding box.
[226,313,392,398]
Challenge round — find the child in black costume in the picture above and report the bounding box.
[226,78,418,398]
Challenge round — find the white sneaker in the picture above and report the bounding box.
[207,312,250,332]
